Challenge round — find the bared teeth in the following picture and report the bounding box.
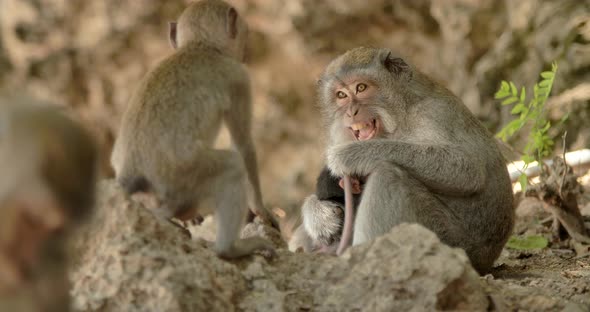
[350,123,367,131]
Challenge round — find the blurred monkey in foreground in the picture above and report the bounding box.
[0,97,97,311]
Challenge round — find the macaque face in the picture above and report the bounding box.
[332,77,383,141]
[319,48,412,145]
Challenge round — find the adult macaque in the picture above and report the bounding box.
[318,47,514,273]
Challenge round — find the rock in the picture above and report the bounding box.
[69,180,487,312]
[309,224,488,311]
[70,181,251,311]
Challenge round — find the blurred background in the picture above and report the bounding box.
[0,0,588,214]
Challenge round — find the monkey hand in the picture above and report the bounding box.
[338,177,362,194]
[326,142,375,177]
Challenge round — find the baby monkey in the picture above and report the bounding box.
[289,167,362,253]
[111,0,275,259]
[0,98,97,311]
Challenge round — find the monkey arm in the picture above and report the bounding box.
[326,140,487,196]
[224,78,279,228]
[234,138,264,201]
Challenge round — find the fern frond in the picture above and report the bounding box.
[494,61,560,169]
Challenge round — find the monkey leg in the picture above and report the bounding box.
[212,166,275,259]
[352,164,457,246]
[153,149,274,259]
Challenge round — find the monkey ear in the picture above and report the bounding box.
[383,52,409,76]
[168,22,178,50]
[227,7,239,39]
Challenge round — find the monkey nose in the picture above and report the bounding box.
[346,107,359,117]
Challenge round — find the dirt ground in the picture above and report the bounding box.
[479,170,590,311]
[487,248,589,310]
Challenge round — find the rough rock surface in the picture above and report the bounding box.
[69,180,487,312]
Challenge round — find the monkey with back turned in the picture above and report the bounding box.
[111,0,276,259]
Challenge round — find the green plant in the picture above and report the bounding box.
[505,234,549,251]
[495,62,561,190]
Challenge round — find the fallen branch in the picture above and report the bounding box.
[526,156,590,245]
[507,149,590,182]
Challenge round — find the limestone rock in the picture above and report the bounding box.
[70,180,487,311]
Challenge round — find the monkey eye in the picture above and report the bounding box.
[336,91,347,99]
[356,83,367,93]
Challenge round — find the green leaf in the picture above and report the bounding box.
[510,82,517,95]
[495,89,509,99]
[521,155,535,163]
[534,134,543,148]
[545,138,554,147]
[511,103,525,114]
[496,119,520,139]
[542,121,551,132]
[502,97,518,106]
[539,79,551,88]
[506,235,549,250]
[501,80,509,90]
[496,131,507,141]
[508,127,518,136]
[518,174,529,192]
[540,71,554,79]
[519,87,526,103]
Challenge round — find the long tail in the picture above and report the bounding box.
[336,175,354,255]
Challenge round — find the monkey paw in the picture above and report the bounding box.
[338,177,362,194]
[326,143,373,177]
[326,143,352,177]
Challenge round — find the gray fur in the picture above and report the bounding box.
[302,195,344,247]
[110,0,275,259]
[318,47,514,273]
[289,166,363,252]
